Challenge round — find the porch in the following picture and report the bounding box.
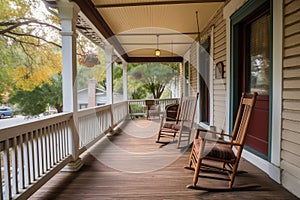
[28,119,297,200]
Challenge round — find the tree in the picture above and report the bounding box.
[43,73,63,113]
[128,63,179,99]
[9,73,63,115]
[0,0,62,102]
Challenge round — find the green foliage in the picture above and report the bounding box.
[43,73,63,112]
[9,87,48,115]
[8,73,63,115]
[131,86,147,99]
[128,63,179,99]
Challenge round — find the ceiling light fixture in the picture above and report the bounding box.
[155,35,160,57]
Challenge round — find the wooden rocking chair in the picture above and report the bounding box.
[185,92,259,191]
[156,93,199,148]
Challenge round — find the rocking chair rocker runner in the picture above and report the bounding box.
[156,93,199,148]
[185,92,258,191]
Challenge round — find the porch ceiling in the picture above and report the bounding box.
[50,0,225,62]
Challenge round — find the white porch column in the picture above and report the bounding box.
[123,62,128,101]
[58,1,83,171]
[105,45,114,104]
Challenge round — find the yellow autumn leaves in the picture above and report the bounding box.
[13,49,62,91]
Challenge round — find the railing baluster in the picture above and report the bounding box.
[0,149,3,200]
[30,131,35,181]
[51,124,56,165]
[3,139,11,199]
[12,137,19,195]
[34,130,40,178]
[61,121,65,157]
[46,126,50,171]
[57,123,61,161]
[18,134,25,190]
[54,123,59,164]
[40,128,45,174]
[24,133,30,185]
[44,126,50,172]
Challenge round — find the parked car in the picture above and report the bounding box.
[0,107,14,119]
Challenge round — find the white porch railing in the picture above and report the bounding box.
[0,99,174,199]
[128,98,179,117]
[0,113,73,200]
[77,101,128,153]
[0,101,128,200]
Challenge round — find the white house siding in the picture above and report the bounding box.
[179,62,184,95]
[282,0,300,197]
[199,5,227,131]
[189,42,198,95]
[211,8,227,131]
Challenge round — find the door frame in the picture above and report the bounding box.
[223,0,282,183]
[198,37,211,125]
[231,0,271,160]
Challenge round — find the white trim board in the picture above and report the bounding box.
[242,150,281,183]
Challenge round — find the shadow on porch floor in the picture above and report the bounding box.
[29,119,298,200]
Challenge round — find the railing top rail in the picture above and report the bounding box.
[78,104,111,118]
[128,98,179,102]
[78,101,128,118]
[0,112,72,141]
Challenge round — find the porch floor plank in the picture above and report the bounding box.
[29,119,298,200]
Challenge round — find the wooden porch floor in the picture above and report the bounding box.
[30,119,298,200]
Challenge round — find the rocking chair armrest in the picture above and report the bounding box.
[194,128,232,139]
[209,139,243,147]
[195,137,243,147]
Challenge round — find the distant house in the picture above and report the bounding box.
[78,87,107,109]
[78,79,124,109]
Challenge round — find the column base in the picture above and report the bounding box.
[62,158,83,172]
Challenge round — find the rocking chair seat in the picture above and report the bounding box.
[162,122,175,129]
[163,123,185,131]
[194,139,236,162]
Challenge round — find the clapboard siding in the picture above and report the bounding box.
[284,79,300,88]
[282,0,300,197]
[282,129,300,142]
[212,7,227,130]
[189,42,198,94]
[185,3,227,128]
[283,100,300,110]
[284,45,300,57]
[281,150,300,169]
[283,67,300,78]
[180,62,184,95]
[285,21,300,37]
[283,90,300,99]
[284,9,300,27]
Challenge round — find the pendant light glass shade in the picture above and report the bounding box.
[155,49,160,57]
[155,35,160,57]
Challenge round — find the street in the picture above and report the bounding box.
[0,115,45,129]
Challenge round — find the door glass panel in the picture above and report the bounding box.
[249,14,270,95]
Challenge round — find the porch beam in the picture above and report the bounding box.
[95,0,225,8]
[127,56,183,63]
[118,32,199,36]
[120,42,192,46]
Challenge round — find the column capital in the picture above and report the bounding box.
[57,1,80,20]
